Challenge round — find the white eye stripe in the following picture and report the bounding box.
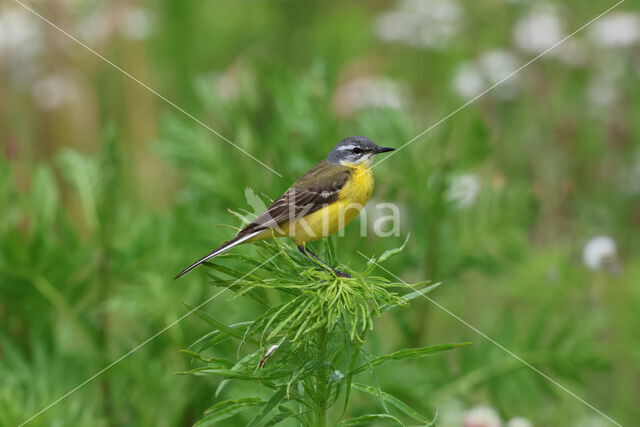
[337,145,357,151]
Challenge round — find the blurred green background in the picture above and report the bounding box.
[2,0,640,425]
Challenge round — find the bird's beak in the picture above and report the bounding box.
[375,146,395,154]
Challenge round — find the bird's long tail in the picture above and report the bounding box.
[174,230,262,279]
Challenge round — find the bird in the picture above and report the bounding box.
[175,136,395,279]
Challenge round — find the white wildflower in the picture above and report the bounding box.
[513,4,565,54]
[463,405,502,427]
[506,417,533,427]
[32,73,79,110]
[0,6,43,77]
[582,236,618,272]
[77,8,111,42]
[452,63,485,100]
[590,12,640,47]
[447,174,481,209]
[332,77,406,117]
[512,5,587,66]
[452,50,520,100]
[375,0,461,50]
[479,50,520,86]
[78,5,154,42]
[329,370,344,383]
[120,6,154,40]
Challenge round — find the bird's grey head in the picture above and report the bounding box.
[326,136,395,165]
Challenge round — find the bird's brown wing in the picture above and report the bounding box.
[238,160,352,237]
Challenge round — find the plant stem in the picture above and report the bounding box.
[314,326,330,427]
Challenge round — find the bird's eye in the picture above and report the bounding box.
[352,147,363,154]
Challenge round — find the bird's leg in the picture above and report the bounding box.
[297,245,351,278]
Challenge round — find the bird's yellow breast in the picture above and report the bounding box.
[284,162,374,244]
[338,162,375,205]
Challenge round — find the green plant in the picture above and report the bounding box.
[178,235,469,426]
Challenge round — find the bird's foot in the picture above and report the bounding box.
[333,269,351,278]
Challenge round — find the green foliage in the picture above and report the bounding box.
[179,239,467,425]
[2,0,640,425]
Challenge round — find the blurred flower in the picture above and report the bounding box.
[0,6,43,78]
[375,0,461,50]
[447,173,482,209]
[463,405,502,427]
[332,77,407,117]
[513,4,565,54]
[32,72,79,110]
[121,6,154,40]
[453,63,485,100]
[479,51,520,87]
[512,5,587,66]
[329,370,344,382]
[506,417,533,427]
[589,12,640,47]
[78,5,155,42]
[583,235,620,273]
[453,50,520,100]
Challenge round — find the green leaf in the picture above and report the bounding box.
[204,262,262,281]
[263,406,299,426]
[377,234,411,263]
[195,398,265,426]
[185,303,257,344]
[339,413,405,426]
[381,282,441,312]
[216,350,263,396]
[178,350,235,368]
[247,387,287,427]
[31,165,59,231]
[56,149,100,232]
[352,383,432,425]
[349,343,471,375]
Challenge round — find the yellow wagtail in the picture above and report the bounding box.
[175,136,395,278]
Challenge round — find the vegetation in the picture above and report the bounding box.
[179,238,468,426]
[2,0,639,425]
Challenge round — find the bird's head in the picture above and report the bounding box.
[326,136,395,166]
